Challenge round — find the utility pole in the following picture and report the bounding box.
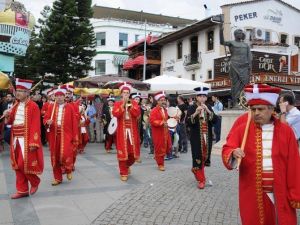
[142,20,147,81]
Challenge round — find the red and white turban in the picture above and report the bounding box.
[16,78,33,90]
[154,91,166,101]
[244,84,281,106]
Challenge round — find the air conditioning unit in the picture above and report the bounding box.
[252,28,266,40]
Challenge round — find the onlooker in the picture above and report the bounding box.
[279,93,300,140]
[94,95,104,143]
[177,96,188,153]
[87,100,97,143]
[3,93,14,144]
[211,95,223,143]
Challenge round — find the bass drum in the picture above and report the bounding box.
[108,117,118,135]
[167,118,178,129]
[167,107,177,117]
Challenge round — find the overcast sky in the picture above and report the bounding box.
[17,0,300,21]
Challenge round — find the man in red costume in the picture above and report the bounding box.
[222,84,300,225]
[149,91,171,171]
[112,82,141,181]
[63,84,80,170]
[44,86,79,186]
[4,78,44,199]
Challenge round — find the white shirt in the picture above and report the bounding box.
[13,102,25,125]
[13,102,26,157]
[57,104,64,126]
[286,107,300,139]
[261,123,274,171]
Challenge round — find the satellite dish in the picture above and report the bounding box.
[287,45,299,56]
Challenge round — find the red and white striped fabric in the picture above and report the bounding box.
[119,82,132,93]
[54,86,67,96]
[154,91,166,101]
[244,84,281,106]
[15,78,33,90]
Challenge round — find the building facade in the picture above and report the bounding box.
[153,0,300,91]
[90,6,195,77]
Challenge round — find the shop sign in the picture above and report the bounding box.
[207,74,300,89]
[234,12,258,22]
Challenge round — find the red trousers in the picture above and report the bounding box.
[192,165,205,183]
[105,134,115,150]
[52,134,72,182]
[155,155,165,167]
[78,133,89,153]
[15,140,40,193]
[262,192,276,225]
[118,139,135,176]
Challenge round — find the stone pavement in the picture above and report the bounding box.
[0,143,299,225]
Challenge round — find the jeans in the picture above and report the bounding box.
[178,123,188,152]
[143,127,152,147]
[213,116,222,143]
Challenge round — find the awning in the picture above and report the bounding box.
[113,55,128,66]
[123,58,134,70]
[133,55,147,66]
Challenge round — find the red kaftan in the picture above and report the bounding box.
[149,106,172,165]
[112,100,141,161]
[44,103,79,174]
[222,113,300,225]
[8,100,44,175]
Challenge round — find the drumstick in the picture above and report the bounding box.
[50,100,57,121]
[236,110,252,170]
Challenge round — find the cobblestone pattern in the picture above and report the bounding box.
[92,157,241,225]
[92,156,300,225]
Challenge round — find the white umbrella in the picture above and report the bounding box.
[143,74,210,93]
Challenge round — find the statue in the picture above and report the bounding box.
[220,27,252,108]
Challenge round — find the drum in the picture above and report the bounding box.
[167,107,177,117]
[108,117,117,135]
[167,118,178,129]
[176,107,182,117]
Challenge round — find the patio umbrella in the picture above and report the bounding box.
[74,74,150,91]
[143,74,210,93]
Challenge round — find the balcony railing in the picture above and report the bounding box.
[183,52,202,71]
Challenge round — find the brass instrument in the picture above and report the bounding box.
[125,99,132,108]
[0,72,11,90]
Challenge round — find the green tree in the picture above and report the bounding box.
[39,0,95,84]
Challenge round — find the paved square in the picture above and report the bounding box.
[0,143,299,225]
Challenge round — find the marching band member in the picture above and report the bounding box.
[78,104,89,154]
[222,84,300,225]
[186,86,216,189]
[44,86,79,186]
[149,91,172,171]
[103,97,115,153]
[4,78,44,199]
[62,84,80,170]
[112,83,141,181]
[131,92,143,162]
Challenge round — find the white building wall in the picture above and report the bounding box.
[90,18,176,76]
[229,0,300,45]
[161,25,220,82]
